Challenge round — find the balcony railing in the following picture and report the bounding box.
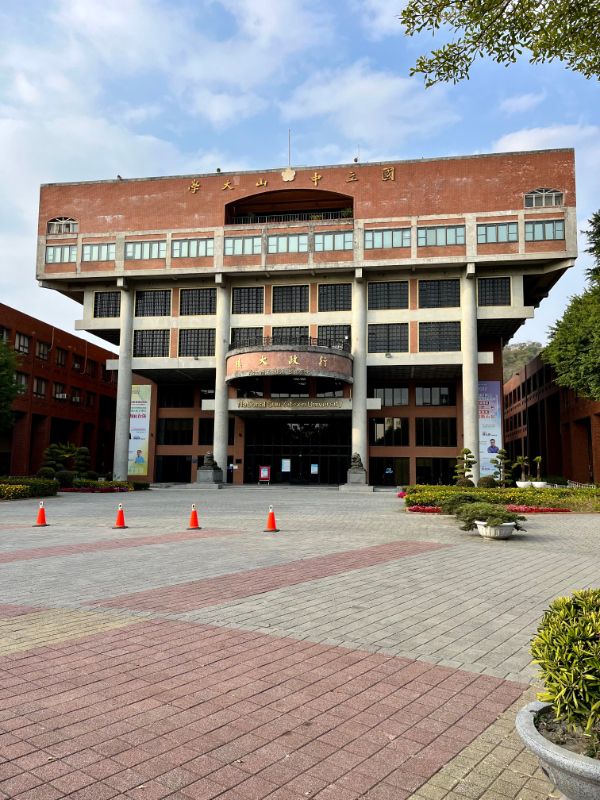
[229,335,351,352]
[231,210,353,225]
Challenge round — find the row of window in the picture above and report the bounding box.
[370,417,457,447]
[93,277,511,320]
[45,219,566,263]
[370,386,456,406]
[15,374,97,405]
[131,321,462,357]
[9,334,110,378]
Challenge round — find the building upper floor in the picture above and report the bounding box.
[37,150,577,285]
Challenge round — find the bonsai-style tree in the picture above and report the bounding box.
[490,448,511,487]
[454,448,476,486]
[514,455,529,482]
[533,455,543,482]
[454,502,525,532]
[74,446,91,476]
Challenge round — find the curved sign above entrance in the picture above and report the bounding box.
[226,347,353,383]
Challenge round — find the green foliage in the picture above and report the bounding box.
[454,448,476,483]
[439,493,479,515]
[477,476,498,488]
[36,467,56,479]
[514,455,529,481]
[0,484,30,500]
[400,1,600,86]
[0,338,19,433]
[533,456,543,481]
[531,589,600,742]
[455,501,525,531]
[502,342,543,382]
[0,477,59,497]
[131,481,151,491]
[73,447,91,476]
[85,471,99,481]
[489,448,511,486]
[404,485,599,512]
[584,210,600,283]
[72,479,132,490]
[54,470,77,488]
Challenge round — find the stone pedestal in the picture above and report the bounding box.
[196,453,223,488]
[339,452,373,492]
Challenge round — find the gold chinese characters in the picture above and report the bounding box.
[188,179,201,193]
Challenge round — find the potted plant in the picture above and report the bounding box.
[514,454,532,488]
[454,501,526,539]
[532,456,547,488]
[516,589,600,799]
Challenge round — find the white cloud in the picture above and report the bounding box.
[499,92,546,115]
[281,61,458,150]
[352,0,406,40]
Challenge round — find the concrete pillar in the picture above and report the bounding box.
[461,265,480,484]
[351,271,368,471]
[213,278,231,472]
[112,288,134,481]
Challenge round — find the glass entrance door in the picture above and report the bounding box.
[244,416,351,484]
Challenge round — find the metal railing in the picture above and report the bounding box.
[229,335,351,352]
[231,210,353,225]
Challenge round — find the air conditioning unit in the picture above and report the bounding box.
[72,396,81,403]
[55,393,68,400]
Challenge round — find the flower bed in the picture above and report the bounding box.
[404,485,600,512]
[60,487,131,493]
[506,505,571,513]
[407,505,441,513]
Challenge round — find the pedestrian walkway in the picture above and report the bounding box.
[1,487,591,799]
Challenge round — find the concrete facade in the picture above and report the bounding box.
[36,151,576,484]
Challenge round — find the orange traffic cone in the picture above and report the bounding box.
[33,501,49,527]
[112,503,128,529]
[264,505,280,533]
[187,504,201,530]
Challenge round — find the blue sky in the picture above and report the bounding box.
[1,0,598,350]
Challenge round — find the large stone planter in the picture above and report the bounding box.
[474,520,516,539]
[532,481,548,489]
[516,480,533,488]
[516,701,600,800]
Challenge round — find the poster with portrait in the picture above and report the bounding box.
[128,385,151,476]
[478,381,503,477]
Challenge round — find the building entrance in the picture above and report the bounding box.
[243,417,351,485]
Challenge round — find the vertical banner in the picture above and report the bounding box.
[478,381,503,477]
[128,385,151,476]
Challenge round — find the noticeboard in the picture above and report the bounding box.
[258,465,271,483]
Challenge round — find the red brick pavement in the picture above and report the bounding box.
[0,619,525,799]
[0,529,239,565]
[90,541,450,614]
[0,604,46,619]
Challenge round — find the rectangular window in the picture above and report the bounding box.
[364,228,410,249]
[125,240,166,260]
[232,286,264,314]
[417,226,465,247]
[267,234,309,254]
[178,329,216,357]
[0,327,8,342]
[418,279,460,308]
[72,354,83,371]
[82,243,116,261]
[36,341,50,361]
[86,391,96,407]
[367,281,408,310]
[158,386,195,408]
[157,418,194,446]
[180,288,216,315]
[172,238,214,258]
[224,236,262,256]
[478,277,511,306]
[45,245,77,263]
[70,388,81,405]
[53,382,67,400]
[231,327,263,348]
[94,291,121,318]
[317,325,351,348]
[55,347,67,367]
[419,322,461,351]
[272,284,309,313]
[368,324,409,353]
[271,376,309,398]
[415,418,457,447]
[318,283,352,311]
[133,330,170,357]
[198,418,214,445]
[416,386,455,406]
[314,232,353,251]
[369,418,410,447]
[14,333,30,354]
[15,372,28,393]
[33,377,46,398]
[477,223,518,244]
[86,359,97,378]
[525,220,565,241]
[315,379,344,398]
[272,326,309,345]
[371,387,409,406]
[135,290,171,317]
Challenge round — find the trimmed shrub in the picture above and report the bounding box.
[531,590,600,744]
[54,470,77,488]
[439,493,480,515]
[0,477,59,497]
[131,482,150,491]
[455,502,526,532]
[85,471,99,481]
[36,467,56,479]
[0,484,30,500]
[477,476,498,488]
[71,479,132,491]
[404,484,600,512]
[455,477,475,487]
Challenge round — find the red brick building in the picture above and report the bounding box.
[36,150,576,485]
[504,355,600,484]
[0,304,117,476]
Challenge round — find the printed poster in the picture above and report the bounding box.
[128,385,151,476]
[478,381,503,477]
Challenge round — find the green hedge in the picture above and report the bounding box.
[71,479,132,491]
[0,484,30,500]
[0,477,59,497]
[404,484,600,512]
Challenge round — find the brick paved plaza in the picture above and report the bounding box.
[1,488,597,800]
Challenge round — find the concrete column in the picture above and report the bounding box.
[213,278,231,472]
[351,271,368,470]
[112,287,134,481]
[461,264,480,484]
